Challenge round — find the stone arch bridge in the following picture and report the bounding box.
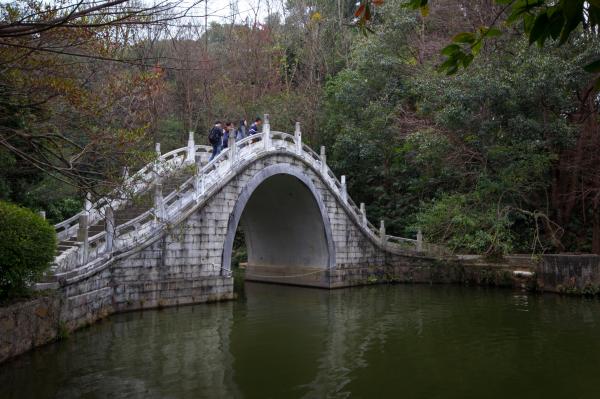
[43,115,448,329]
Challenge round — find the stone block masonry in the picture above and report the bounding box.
[0,295,62,363]
[536,254,600,294]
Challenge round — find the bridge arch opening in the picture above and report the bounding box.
[222,165,335,287]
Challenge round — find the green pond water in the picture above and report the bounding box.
[3,282,600,398]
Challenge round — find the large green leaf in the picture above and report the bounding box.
[453,32,476,44]
[529,12,550,45]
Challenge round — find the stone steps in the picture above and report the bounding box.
[54,172,191,259]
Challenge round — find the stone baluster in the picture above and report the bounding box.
[154,181,166,221]
[177,193,183,213]
[379,220,386,247]
[320,146,327,175]
[83,191,93,223]
[105,206,115,253]
[263,113,271,150]
[77,213,89,265]
[194,164,205,200]
[229,133,237,167]
[340,175,347,203]
[417,228,423,252]
[360,203,367,227]
[154,142,162,179]
[294,122,302,155]
[84,192,92,214]
[186,131,196,164]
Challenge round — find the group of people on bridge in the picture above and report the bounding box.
[208,117,263,161]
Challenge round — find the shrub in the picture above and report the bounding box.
[0,201,56,300]
[416,193,514,256]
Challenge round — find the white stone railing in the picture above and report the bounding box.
[53,143,213,241]
[51,116,449,279]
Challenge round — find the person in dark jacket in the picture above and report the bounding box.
[209,121,223,161]
[222,122,233,149]
[235,119,247,141]
[248,117,262,136]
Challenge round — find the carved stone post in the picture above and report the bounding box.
[360,202,367,227]
[154,181,166,221]
[294,122,302,155]
[38,210,46,219]
[105,206,115,253]
[84,192,92,214]
[417,228,423,252]
[186,131,196,164]
[122,166,129,181]
[83,191,93,225]
[229,133,237,167]
[263,113,271,150]
[340,175,347,203]
[77,213,89,265]
[379,220,386,247]
[194,164,205,200]
[320,146,327,175]
[154,142,162,180]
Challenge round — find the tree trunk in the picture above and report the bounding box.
[593,206,600,255]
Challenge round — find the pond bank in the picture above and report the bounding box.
[0,294,63,363]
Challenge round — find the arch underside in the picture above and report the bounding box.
[223,164,335,287]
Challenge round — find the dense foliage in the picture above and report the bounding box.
[0,201,56,300]
[0,0,598,256]
[324,0,599,255]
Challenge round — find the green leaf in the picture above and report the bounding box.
[562,0,584,20]
[461,54,474,68]
[485,27,502,37]
[548,10,564,40]
[453,32,476,44]
[559,0,584,44]
[446,64,459,75]
[507,0,545,23]
[439,56,458,70]
[528,12,549,44]
[403,0,425,10]
[583,59,600,73]
[441,44,460,56]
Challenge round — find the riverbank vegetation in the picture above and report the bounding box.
[0,201,55,301]
[0,0,598,256]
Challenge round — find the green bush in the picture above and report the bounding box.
[0,201,56,300]
[416,193,515,256]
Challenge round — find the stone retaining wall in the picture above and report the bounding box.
[536,254,600,294]
[330,255,530,289]
[0,295,62,363]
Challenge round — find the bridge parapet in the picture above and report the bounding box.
[48,117,449,284]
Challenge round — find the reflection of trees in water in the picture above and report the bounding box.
[230,283,432,398]
[300,286,408,398]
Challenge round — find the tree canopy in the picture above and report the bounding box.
[1,0,599,255]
